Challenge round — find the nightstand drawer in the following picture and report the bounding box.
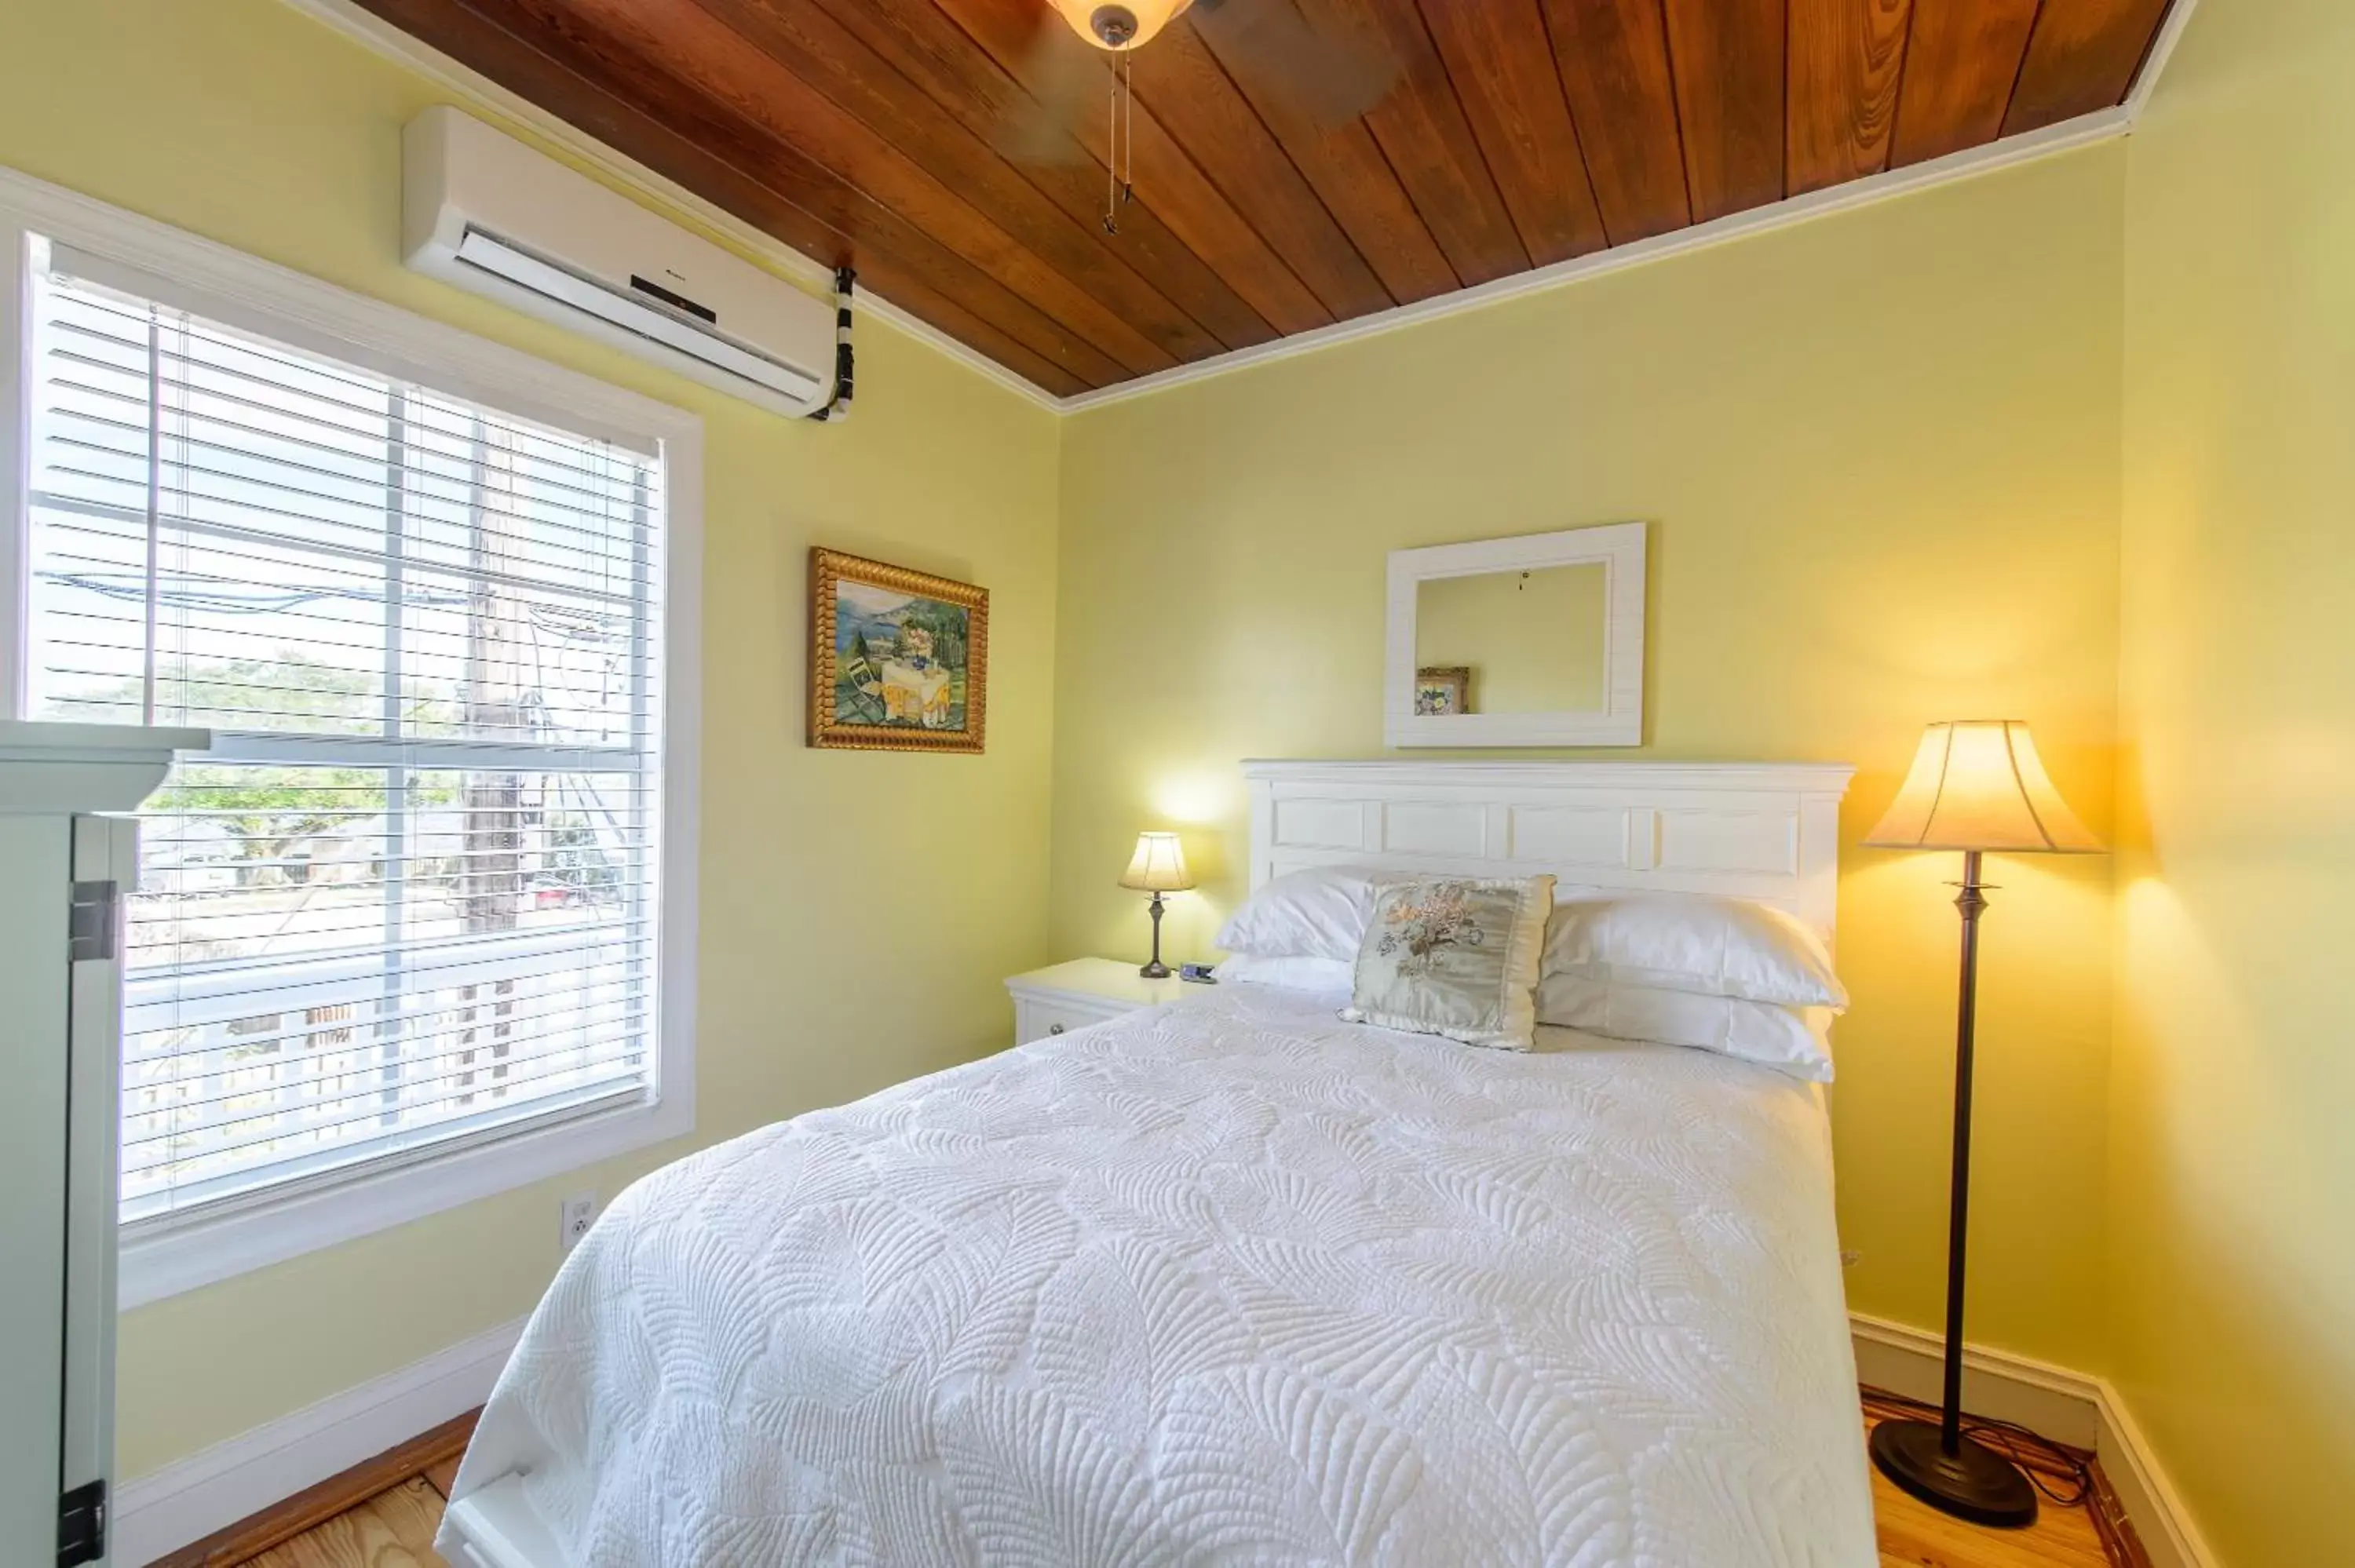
[1013,994,1126,1045]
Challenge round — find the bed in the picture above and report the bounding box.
[439,760,1872,1567]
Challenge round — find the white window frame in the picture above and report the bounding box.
[0,164,702,1307]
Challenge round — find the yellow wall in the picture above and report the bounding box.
[2112,0,2355,1556]
[1053,147,2127,1371]
[0,0,1062,1478]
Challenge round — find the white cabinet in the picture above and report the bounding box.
[1004,958,1190,1046]
[0,723,202,1568]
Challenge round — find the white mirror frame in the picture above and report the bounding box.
[1385,521,1647,748]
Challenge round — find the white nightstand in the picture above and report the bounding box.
[1005,957,1191,1045]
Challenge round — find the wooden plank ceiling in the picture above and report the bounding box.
[352,0,2181,399]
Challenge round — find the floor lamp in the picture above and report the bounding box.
[1862,720,2104,1527]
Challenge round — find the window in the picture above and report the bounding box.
[2,197,698,1297]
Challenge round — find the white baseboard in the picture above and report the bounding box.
[1849,1312,2216,1568]
[113,1315,524,1566]
[1849,1311,2105,1447]
[2094,1384,2221,1568]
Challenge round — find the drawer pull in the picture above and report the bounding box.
[1048,1023,1066,1035]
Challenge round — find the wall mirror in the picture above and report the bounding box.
[1385,522,1646,747]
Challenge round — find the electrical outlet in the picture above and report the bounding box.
[560,1191,599,1254]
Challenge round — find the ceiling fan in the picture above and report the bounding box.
[1014,0,1399,234]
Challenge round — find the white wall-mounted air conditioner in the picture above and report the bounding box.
[403,106,838,418]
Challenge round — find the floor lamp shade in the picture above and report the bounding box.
[1865,720,2103,853]
[1862,720,2101,1529]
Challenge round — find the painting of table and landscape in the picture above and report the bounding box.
[809,549,988,753]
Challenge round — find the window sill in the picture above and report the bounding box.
[117,1088,693,1309]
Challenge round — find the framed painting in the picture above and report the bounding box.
[809,549,989,753]
[1415,665,1471,717]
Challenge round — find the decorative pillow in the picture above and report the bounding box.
[1342,875,1555,1051]
[1214,864,1396,961]
[1214,954,1356,992]
[1543,892,1848,1010]
[1535,972,1835,1081]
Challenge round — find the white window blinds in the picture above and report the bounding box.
[24,250,667,1227]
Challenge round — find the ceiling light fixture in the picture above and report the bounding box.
[1050,1,1196,51]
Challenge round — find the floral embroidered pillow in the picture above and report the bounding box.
[1341,874,1556,1051]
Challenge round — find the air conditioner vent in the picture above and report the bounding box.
[403,107,839,418]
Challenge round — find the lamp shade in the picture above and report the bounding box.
[1119,831,1195,892]
[1864,720,2103,853]
[1050,0,1195,49]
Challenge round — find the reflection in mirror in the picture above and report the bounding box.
[1412,563,1607,714]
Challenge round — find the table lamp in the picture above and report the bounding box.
[1863,720,2103,1527]
[1119,831,1194,979]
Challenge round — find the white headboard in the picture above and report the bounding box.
[1243,760,1855,941]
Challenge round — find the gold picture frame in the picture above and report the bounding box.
[809,549,989,753]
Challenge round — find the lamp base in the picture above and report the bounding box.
[1139,890,1171,979]
[1869,1419,2039,1528]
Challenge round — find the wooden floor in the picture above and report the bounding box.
[240,1457,458,1568]
[190,1406,2138,1568]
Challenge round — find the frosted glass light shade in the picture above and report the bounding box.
[1865,720,2104,853]
[1119,831,1195,892]
[1050,0,1195,49]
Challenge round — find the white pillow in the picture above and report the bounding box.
[1535,972,1835,1081]
[1214,864,1394,961]
[1543,892,1847,1010]
[1214,954,1354,991]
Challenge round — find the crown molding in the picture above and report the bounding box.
[280,0,2201,419]
[1061,108,2135,411]
[2126,0,2206,122]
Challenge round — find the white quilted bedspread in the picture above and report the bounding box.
[446,983,1874,1567]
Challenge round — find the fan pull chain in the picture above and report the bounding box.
[1104,50,1135,235]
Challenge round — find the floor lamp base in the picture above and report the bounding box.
[1870,1419,2039,1527]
